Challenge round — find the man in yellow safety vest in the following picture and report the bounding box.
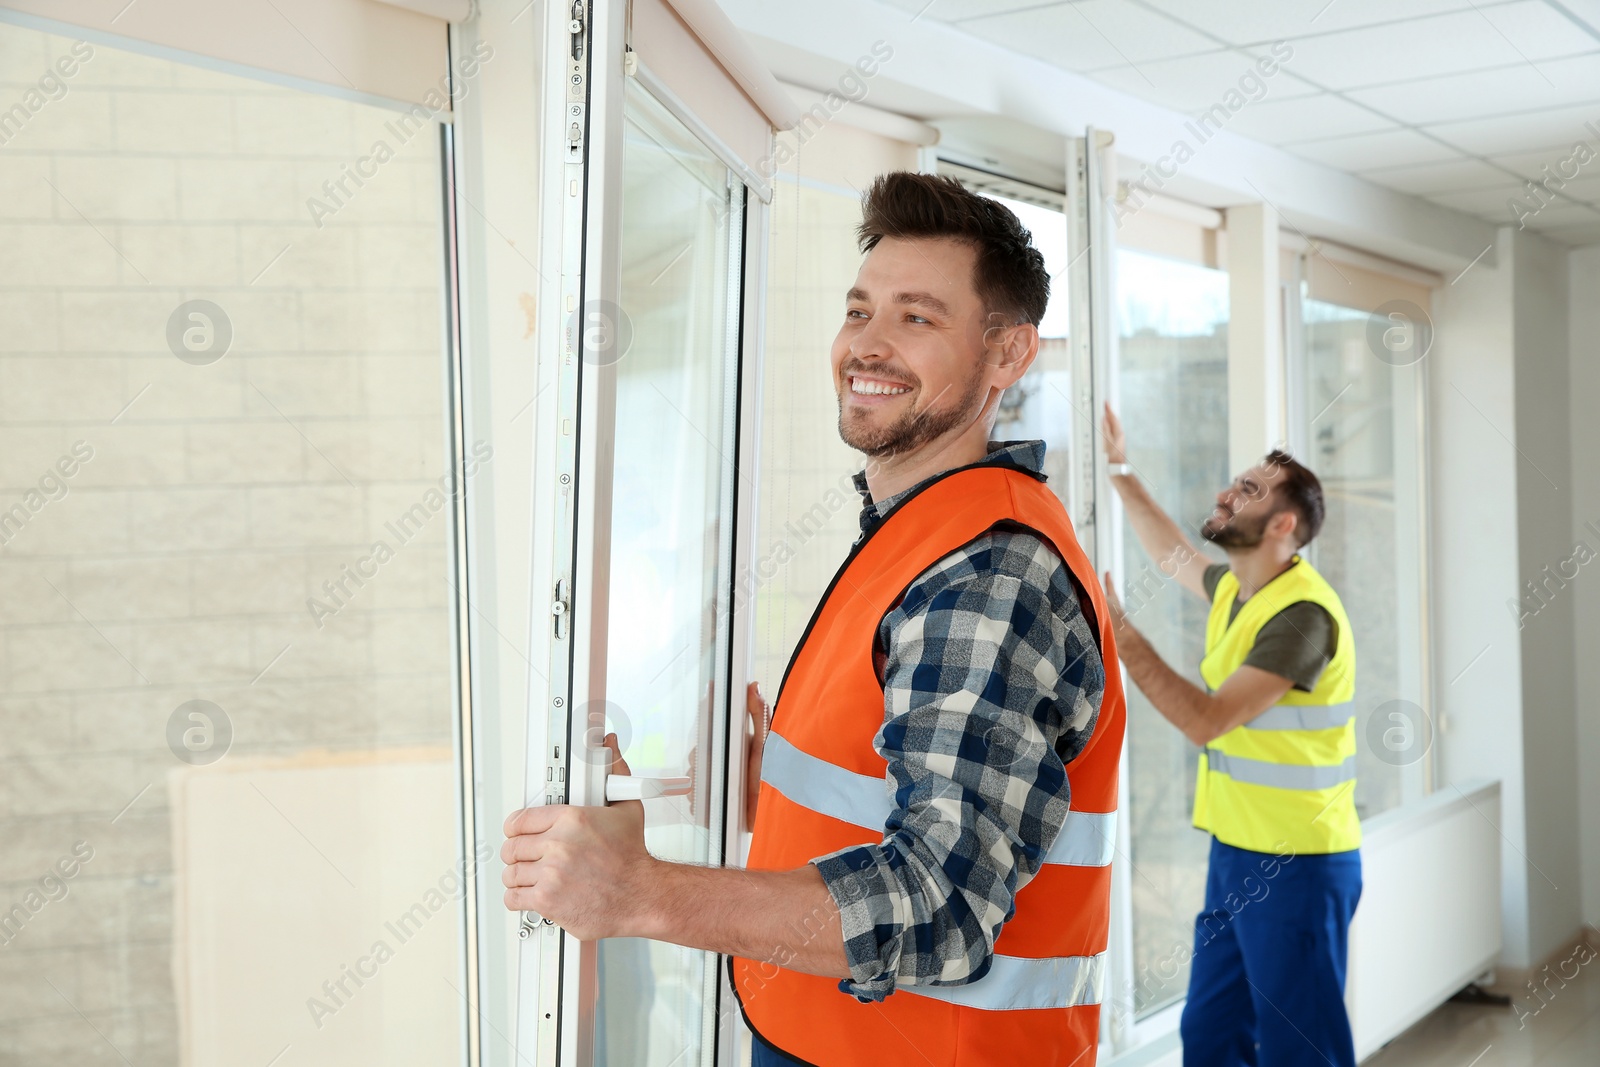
[1098,403,1361,1067]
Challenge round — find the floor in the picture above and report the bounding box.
[1364,961,1600,1066]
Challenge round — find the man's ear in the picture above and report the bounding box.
[1269,508,1299,543]
[982,316,1039,383]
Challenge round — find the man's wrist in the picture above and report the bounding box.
[627,854,675,940]
[1113,617,1149,659]
[1107,461,1133,478]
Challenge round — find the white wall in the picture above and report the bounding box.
[1430,227,1534,965]
[1511,232,1581,964]
[1571,245,1600,935]
[1430,227,1586,970]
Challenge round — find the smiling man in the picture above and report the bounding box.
[502,172,1126,1067]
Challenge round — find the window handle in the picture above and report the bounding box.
[517,776,692,939]
[605,775,692,802]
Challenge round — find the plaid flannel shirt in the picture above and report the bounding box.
[810,440,1106,1001]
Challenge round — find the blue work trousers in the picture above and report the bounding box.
[1180,836,1362,1067]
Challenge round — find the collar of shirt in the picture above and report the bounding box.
[851,439,1049,540]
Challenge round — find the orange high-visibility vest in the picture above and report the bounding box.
[731,462,1125,1067]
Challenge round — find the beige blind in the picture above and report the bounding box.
[0,0,453,109]
[4,0,795,172]
[632,0,784,197]
[661,0,798,131]
[1303,243,1436,312]
[1116,196,1223,268]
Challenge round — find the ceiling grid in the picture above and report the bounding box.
[881,0,1600,244]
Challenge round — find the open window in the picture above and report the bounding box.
[1109,195,1233,1041]
[515,1,794,1062]
[1284,241,1439,819]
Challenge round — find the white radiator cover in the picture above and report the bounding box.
[1346,779,1503,1060]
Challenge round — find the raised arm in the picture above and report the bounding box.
[1102,402,1211,600]
[1101,575,1295,746]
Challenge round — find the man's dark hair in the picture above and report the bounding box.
[1265,448,1324,547]
[856,171,1050,327]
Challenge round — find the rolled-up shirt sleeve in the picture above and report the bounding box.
[810,528,1105,1001]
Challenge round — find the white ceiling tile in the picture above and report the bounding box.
[1221,92,1396,143]
[1541,51,1600,94]
[1360,157,1521,194]
[1427,101,1600,154]
[1131,0,1478,44]
[1344,59,1600,126]
[956,1,1218,67]
[1472,0,1600,60]
[1557,0,1600,36]
[1289,128,1464,169]
[1269,8,1593,90]
[1088,50,1321,112]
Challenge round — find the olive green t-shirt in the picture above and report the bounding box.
[1202,561,1338,692]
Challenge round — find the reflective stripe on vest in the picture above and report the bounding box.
[1244,701,1355,731]
[904,951,1106,1011]
[1204,748,1357,790]
[762,731,1117,868]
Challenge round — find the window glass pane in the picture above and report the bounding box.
[1115,249,1230,1018]
[1303,298,1405,818]
[594,81,737,1067]
[0,25,467,1065]
[990,195,1070,338]
[979,193,1077,503]
[911,180,1085,678]
[752,125,918,694]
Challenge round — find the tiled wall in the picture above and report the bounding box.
[0,25,459,1064]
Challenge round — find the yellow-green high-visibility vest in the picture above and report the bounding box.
[1192,555,1360,854]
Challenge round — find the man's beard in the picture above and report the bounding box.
[836,365,986,459]
[1201,507,1271,549]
